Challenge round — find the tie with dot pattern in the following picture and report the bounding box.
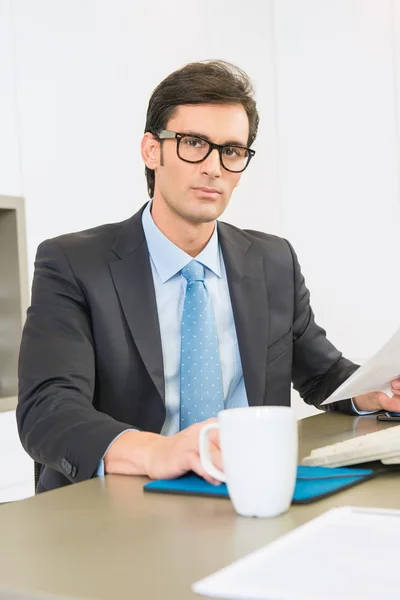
[179,260,224,430]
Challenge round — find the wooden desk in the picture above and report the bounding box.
[0,413,398,599]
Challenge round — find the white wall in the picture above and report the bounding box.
[274,0,400,415]
[0,0,21,196]
[11,0,280,271]
[2,0,400,497]
[275,0,400,360]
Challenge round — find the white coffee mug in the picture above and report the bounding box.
[199,406,298,517]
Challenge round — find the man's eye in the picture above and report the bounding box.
[184,137,206,148]
[223,147,240,157]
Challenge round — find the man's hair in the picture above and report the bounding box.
[144,59,259,198]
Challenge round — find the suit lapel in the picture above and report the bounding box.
[109,206,165,403]
[218,222,269,406]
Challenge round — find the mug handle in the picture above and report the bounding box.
[199,422,226,482]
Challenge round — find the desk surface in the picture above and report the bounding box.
[0,412,399,599]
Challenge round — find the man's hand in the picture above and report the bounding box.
[352,377,400,412]
[145,419,222,484]
[103,419,223,484]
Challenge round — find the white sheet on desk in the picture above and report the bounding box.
[192,506,400,600]
[321,324,400,405]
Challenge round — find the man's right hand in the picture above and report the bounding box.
[103,419,223,485]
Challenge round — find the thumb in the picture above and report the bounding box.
[378,392,400,413]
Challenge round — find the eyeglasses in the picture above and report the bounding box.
[157,130,255,173]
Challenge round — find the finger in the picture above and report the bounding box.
[209,441,224,472]
[187,451,222,486]
[191,419,220,448]
[392,379,400,392]
[208,427,220,448]
[195,425,221,464]
[378,393,400,413]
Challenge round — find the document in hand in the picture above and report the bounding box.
[192,506,400,600]
[321,325,400,405]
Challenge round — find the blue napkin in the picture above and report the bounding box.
[144,465,375,504]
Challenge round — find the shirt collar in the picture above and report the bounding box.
[141,201,221,283]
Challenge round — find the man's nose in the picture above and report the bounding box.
[201,148,222,177]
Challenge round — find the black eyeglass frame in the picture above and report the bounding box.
[156,129,256,173]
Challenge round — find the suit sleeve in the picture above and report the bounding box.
[17,239,134,483]
[287,241,359,414]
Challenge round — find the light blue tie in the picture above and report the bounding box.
[180,260,224,430]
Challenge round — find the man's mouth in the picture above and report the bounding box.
[192,187,222,198]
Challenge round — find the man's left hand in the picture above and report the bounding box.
[353,377,400,412]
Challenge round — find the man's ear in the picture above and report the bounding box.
[141,132,159,169]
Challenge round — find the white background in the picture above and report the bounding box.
[1,0,400,499]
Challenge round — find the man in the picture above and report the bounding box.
[17,60,400,493]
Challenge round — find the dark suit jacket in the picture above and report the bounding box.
[17,203,358,493]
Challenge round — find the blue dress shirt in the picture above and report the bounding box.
[96,202,248,476]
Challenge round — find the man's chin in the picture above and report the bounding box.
[181,200,227,223]
[184,212,219,224]
[184,212,220,225]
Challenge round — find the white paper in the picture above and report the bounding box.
[321,324,400,405]
[192,506,400,600]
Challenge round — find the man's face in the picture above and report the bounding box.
[150,103,250,224]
